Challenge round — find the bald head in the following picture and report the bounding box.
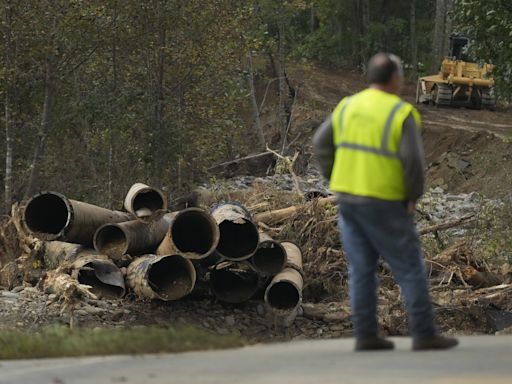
[367,53,404,94]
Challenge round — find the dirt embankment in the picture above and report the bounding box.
[283,63,512,198]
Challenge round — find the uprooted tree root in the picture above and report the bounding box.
[0,203,45,289]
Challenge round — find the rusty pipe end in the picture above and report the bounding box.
[252,240,287,276]
[212,202,259,261]
[170,208,220,260]
[124,183,167,219]
[210,264,259,303]
[93,223,129,259]
[73,257,126,299]
[147,255,196,300]
[23,191,73,240]
[264,269,303,312]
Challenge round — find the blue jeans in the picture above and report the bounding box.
[338,200,436,339]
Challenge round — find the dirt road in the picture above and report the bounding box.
[1,336,511,384]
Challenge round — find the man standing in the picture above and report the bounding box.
[313,53,458,351]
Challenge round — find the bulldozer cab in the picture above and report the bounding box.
[449,35,469,61]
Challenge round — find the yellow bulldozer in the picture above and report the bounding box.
[416,35,496,110]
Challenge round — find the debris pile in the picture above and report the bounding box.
[1,182,511,337]
[5,183,304,325]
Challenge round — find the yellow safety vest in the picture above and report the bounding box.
[330,88,421,201]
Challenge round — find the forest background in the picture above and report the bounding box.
[1,0,510,211]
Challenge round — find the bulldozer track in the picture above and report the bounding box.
[435,84,453,106]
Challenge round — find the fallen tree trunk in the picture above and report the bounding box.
[208,152,276,178]
[462,265,503,288]
[254,196,336,225]
[419,215,475,235]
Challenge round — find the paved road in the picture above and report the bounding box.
[1,336,511,384]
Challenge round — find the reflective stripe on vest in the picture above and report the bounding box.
[336,100,405,158]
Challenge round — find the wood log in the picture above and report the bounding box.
[207,152,276,178]
[254,196,336,225]
[431,241,468,266]
[462,265,503,288]
[419,215,474,235]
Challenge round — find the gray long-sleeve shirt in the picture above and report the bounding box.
[313,111,425,202]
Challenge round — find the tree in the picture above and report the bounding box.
[453,0,512,99]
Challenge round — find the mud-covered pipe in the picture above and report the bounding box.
[44,241,125,299]
[250,232,286,276]
[211,203,259,261]
[264,241,303,323]
[281,241,302,269]
[210,262,260,303]
[156,208,220,260]
[93,215,172,260]
[126,254,196,301]
[124,183,167,219]
[23,192,133,245]
[264,268,303,314]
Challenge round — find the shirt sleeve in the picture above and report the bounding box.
[399,113,425,202]
[312,114,335,181]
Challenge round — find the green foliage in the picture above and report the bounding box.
[0,325,244,360]
[453,0,512,99]
[1,0,509,208]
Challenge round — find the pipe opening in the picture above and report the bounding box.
[133,190,165,213]
[148,256,194,300]
[211,268,259,303]
[171,211,218,257]
[267,281,300,310]
[217,220,259,260]
[252,242,286,275]
[94,225,128,257]
[24,193,69,235]
[77,266,125,299]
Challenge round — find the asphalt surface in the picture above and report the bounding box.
[0,336,511,384]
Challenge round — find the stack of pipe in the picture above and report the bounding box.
[23,183,304,324]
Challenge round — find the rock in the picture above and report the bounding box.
[302,303,326,320]
[111,310,124,322]
[256,304,265,316]
[225,315,236,327]
[83,305,106,316]
[323,312,347,323]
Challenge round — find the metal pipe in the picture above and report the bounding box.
[126,254,196,301]
[210,261,260,303]
[93,215,172,260]
[124,183,167,219]
[156,208,220,260]
[43,241,125,299]
[281,241,302,269]
[264,241,303,324]
[210,203,259,261]
[250,232,286,276]
[23,191,133,246]
[264,269,303,317]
